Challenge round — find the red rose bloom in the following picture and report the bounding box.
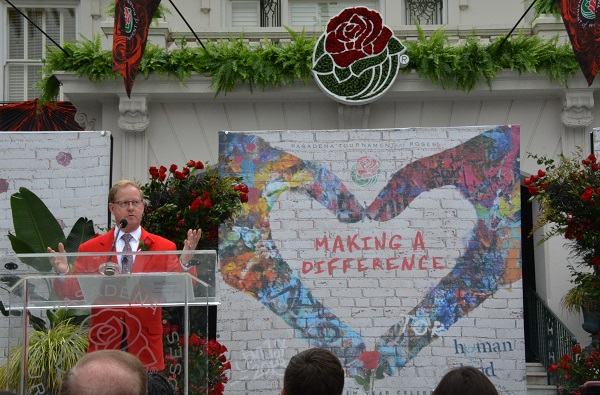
[182,167,190,175]
[240,192,248,203]
[325,7,392,68]
[203,198,213,209]
[186,160,196,167]
[537,169,546,177]
[549,364,558,372]
[170,164,178,172]
[158,173,166,181]
[174,171,185,180]
[358,350,380,370]
[582,187,594,201]
[195,161,204,169]
[190,198,202,212]
[143,236,153,249]
[159,165,167,174]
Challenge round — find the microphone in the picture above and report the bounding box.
[99,219,128,276]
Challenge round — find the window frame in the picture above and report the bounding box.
[1,1,79,103]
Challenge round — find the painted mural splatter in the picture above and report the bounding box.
[218,126,521,378]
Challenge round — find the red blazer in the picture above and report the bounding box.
[59,228,195,371]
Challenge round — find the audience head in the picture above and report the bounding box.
[282,347,344,395]
[433,366,498,395]
[60,350,147,395]
[147,373,176,395]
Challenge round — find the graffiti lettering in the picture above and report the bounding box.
[316,231,427,253]
[302,256,444,275]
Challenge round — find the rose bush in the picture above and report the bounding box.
[312,6,408,104]
[549,338,600,394]
[141,160,247,250]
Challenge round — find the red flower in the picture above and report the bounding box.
[325,7,392,68]
[358,350,380,370]
[203,198,213,209]
[582,187,594,201]
[159,165,167,174]
[537,169,546,177]
[240,192,248,203]
[190,198,202,212]
[170,164,178,172]
[593,256,600,268]
[195,161,204,169]
[174,171,185,180]
[189,334,202,347]
[202,191,210,200]
[590,154,598,163]
[182,167,190,176]
[524,177,532,185]
[149,166,159,179]
[549,364,558,372]
[158,173,166,181]
[573,344,582,354]
[593,163,599,171]
[528,185,539,196]
[186,160,196,167]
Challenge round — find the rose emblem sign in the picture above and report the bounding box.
[313,7,409,105]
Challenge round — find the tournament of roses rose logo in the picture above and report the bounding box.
[351,156,381,186]
[312,7,409,105]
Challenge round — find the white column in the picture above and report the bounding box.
[118,94,149,182]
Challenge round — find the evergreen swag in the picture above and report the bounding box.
[38,25,579,103]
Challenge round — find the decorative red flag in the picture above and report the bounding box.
[558,0,600,85]
[112,0,161,97]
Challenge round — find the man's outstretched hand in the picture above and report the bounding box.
[47,243,68,274]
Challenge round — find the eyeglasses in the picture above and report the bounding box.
[112,200,143,209]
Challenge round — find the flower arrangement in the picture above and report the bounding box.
[141,159,248,250]
[550,338,600,394]
[163,321,231,395]
[525,149,600,312]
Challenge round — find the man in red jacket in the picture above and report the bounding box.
[48,180,201,372]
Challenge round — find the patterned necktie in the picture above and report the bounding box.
[121,233,134,274]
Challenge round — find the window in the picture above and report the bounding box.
[290,1,376,28]
[5,7,76,102]
[229,0,376,28]
[405,0,444,25]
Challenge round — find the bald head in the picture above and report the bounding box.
[60,350,146,395]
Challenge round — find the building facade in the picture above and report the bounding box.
[1,0,599,392]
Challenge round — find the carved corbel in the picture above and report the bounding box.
[561,89,594,128]
[118,95,150,132]
[74,111,96,130]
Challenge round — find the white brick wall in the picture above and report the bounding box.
[218,127,526,394]
[0,131,111,363]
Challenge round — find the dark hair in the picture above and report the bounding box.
[60,350,147,395]
[147,373,176,395]
[283,348,344,395]
[433,366,498,395]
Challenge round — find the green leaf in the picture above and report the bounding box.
[10,187,65,254]
[350,49,388,76]
[375,365,385,379]
[334,66,352,82]
[313,54,334,73]
[65,217,96,253]
[387,37,405,55]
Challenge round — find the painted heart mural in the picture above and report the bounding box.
[218,126,521,390]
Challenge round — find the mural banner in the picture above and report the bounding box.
[218,126,524,394]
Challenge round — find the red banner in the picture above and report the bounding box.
[112,0,161,97]
[558,0,600,85]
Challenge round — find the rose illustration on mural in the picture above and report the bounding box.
[351,156,381,186]
[355,350,385,394]
[312,7,409,105]
[56,151,72,166]
[0,178,8,194]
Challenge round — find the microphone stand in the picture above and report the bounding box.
[99,219,128,276]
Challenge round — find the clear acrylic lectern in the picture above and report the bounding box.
[4,250,217,395]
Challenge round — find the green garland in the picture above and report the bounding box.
[38,26,578,103]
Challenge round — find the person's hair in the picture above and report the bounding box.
[60,350,147,395]
[282,348,344,395]
[433,366,498,395]
[108,180,142,203]
[147,373,176,395]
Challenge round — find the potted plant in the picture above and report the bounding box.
[549,339,600,394]
[2,187,95,393]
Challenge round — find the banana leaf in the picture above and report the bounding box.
[64,217,96,253]
[9,187,65,254]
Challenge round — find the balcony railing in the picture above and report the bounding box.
[525,287,577,385]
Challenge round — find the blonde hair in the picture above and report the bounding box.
[108,180,142,203]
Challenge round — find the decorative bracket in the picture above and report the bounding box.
[118,94,150,133]
[561,89,594,128]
